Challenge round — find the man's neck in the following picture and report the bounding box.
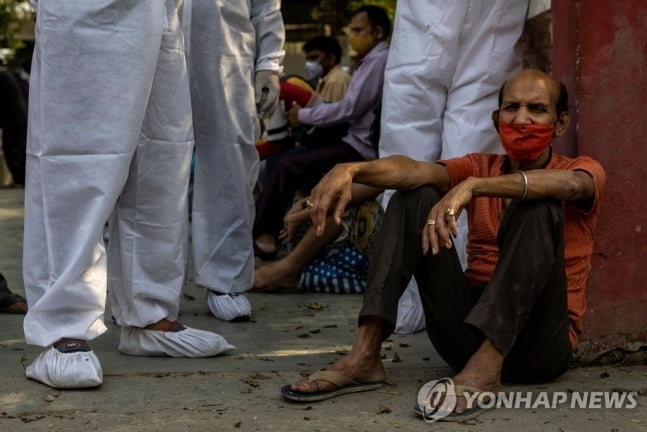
[510,148,553,172]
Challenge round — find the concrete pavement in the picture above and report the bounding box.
[0,188,645,431]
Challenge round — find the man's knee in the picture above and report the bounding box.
[508,198,563,225]
[388,186,441,213]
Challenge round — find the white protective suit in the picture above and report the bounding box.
[184,1,284,309]
[380,0,529,334]
[23,0,196,346]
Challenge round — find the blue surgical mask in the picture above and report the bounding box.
[305,61,324,81]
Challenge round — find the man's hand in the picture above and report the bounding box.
[422,178,474,255]
[279,198,310,243]
[309,164,356,236]
[255,70,279,119]
[287,101,302,127]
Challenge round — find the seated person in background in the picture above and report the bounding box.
[303,36,351,103]
[253,184,382,294]
[281,70,606,422]
[256,35,350,161]
[253,5,391,258]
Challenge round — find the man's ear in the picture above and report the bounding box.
[554,111,570,137]
[491,110,500,132]
[374,26,384,40]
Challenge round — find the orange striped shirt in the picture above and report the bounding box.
[440,153,606,348]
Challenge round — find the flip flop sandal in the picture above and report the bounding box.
[281,370,384,402]
[414,379,496,422]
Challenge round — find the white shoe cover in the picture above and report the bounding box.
[119,325,235,357]
[207,292,252,321]
[26,347,103,389]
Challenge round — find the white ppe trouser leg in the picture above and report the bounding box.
[186,1,260,295]
[379,0,528,333]
[23,0,192,346]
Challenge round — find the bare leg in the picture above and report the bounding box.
[290,316,387,393]
[253,217,343,291]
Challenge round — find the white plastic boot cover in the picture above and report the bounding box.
[207,292,252,321]
[119,325,235,357]
[26,347,103,389]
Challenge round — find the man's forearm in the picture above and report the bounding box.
[346,156,450,191]
[470,169,595,202]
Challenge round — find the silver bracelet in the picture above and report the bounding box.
[518,170,528,201]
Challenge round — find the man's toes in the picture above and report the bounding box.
[293,379,328,394]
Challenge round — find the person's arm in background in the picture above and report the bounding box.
[289,45,387,128]
[252,0,285,118]
[280,183,382,243]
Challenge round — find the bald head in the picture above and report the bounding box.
[498,69,568,116]
[493,69,570,140]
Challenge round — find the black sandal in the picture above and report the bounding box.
[0,273,27,314]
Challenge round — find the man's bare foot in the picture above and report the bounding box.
[290,349,386,394]
[444,339,503,414]
[253,260,300,292]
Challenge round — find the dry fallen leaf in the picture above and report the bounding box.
[306,302,324,310]
[392,352,401,363]
[19,414,45,423]
[376,405,391,414]
[250,373,270,380]
[243,378,260,387]
[45,390,60,403]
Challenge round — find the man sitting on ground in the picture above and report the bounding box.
[280,69,606,422]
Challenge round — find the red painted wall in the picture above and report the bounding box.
[553,1,647,359]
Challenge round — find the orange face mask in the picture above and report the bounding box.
[498,122,555,162]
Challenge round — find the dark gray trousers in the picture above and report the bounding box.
[359,186,573,383]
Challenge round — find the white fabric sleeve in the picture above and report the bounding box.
[251,0,285,72]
